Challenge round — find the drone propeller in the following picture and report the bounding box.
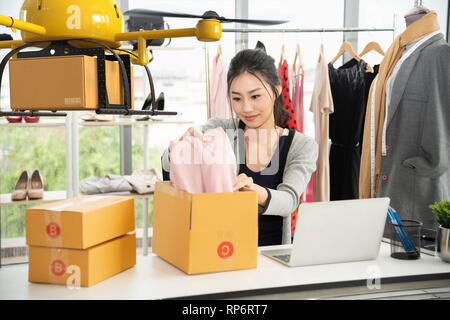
[124,9,288,26]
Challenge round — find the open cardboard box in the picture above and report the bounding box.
[152,181,258,275]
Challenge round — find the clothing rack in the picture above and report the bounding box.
[222,27,395,33]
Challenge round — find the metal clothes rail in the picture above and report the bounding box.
[222,27,395,33]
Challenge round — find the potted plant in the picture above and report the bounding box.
[429,200,450,262]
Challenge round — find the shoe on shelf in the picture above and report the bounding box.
[6,116,23,123]
[141,92,165,111]
[141,92,153,110]
[95,114,115,122]
[28,170,44,200]
[135,115,150,121]
[155,92,165,111]
[24,116,40,123]
[11,171,28,201]
[80,112,97,121]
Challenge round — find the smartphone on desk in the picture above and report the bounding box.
[420,228,436,256]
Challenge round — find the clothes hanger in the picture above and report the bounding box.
[279,43,286,64]
[293,43,300,69]
[279,30,286,64]
[317,29,325,63]
[359,41,384,73]
[359,41,385,57]
[329,41,361,65]
[318,43,324,63]
[215,43,222,63]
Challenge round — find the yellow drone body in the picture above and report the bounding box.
[0,0,223,55]
[20,0,123,48]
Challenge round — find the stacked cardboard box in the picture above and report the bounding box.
[26,195,136,287]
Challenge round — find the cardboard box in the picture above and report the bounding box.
[9,55,134,110]
[152,181,258,275]
[26,195,135,249]
[29,233,136,287]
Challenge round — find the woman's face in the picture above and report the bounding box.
[229,72,280,129]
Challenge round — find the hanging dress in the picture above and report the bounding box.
[209,53,232,119]
[278,59,299,132]
[309,50,334,202]
[327,59,379,200]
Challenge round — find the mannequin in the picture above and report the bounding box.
[374,10,450,233]
[404,4,430,27]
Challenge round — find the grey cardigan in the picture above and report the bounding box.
[161,117,318,244]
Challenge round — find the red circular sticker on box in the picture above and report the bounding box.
[217,241,234,259]
[51,260,66,276]
[46,222,60,238]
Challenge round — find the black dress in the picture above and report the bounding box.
[328,59,379,200]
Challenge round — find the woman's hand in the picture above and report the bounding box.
[233,173,269,207]
[179,126,203,141]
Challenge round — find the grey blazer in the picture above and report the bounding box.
[378,33,450,231]
[161,117,318,244]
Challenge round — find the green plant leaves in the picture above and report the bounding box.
[429,200,450,229]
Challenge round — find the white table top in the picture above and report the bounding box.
[1,243,449,300]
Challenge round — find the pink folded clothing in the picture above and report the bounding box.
[169,127,236,193]
[202,127,237,193]
[170,136,205,194]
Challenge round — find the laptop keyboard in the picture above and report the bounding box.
[273,254,291,263]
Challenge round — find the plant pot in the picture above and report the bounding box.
[436,226,450,263]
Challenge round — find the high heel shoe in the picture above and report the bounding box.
[6,116,23,123]
[141,92,165,111]
[28,170,44,200]
[155,92,165,111]
[11,171,28,201]
[24,116,40,123]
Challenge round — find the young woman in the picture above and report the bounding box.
[162,48,318,246]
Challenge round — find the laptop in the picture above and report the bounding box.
[261,197,390,267]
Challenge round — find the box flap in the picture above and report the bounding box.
[152,182,193,273]
[27,195,132,213]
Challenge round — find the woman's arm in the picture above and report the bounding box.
[161,117,236,174]
[262,135,318,217]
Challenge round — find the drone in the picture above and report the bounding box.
[0,0,287,118]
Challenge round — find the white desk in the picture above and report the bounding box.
[1,243,449,300]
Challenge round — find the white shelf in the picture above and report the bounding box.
[0,191,67,207]
[79,118,194,127]
[0,120,65,128]
[0,118,194,128]
[80,191,154,199]
[0,190,156,207]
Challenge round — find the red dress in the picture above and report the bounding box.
[278,59,299,132]
[278,59,300,235]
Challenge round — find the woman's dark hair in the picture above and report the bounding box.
[227,48,290,128]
